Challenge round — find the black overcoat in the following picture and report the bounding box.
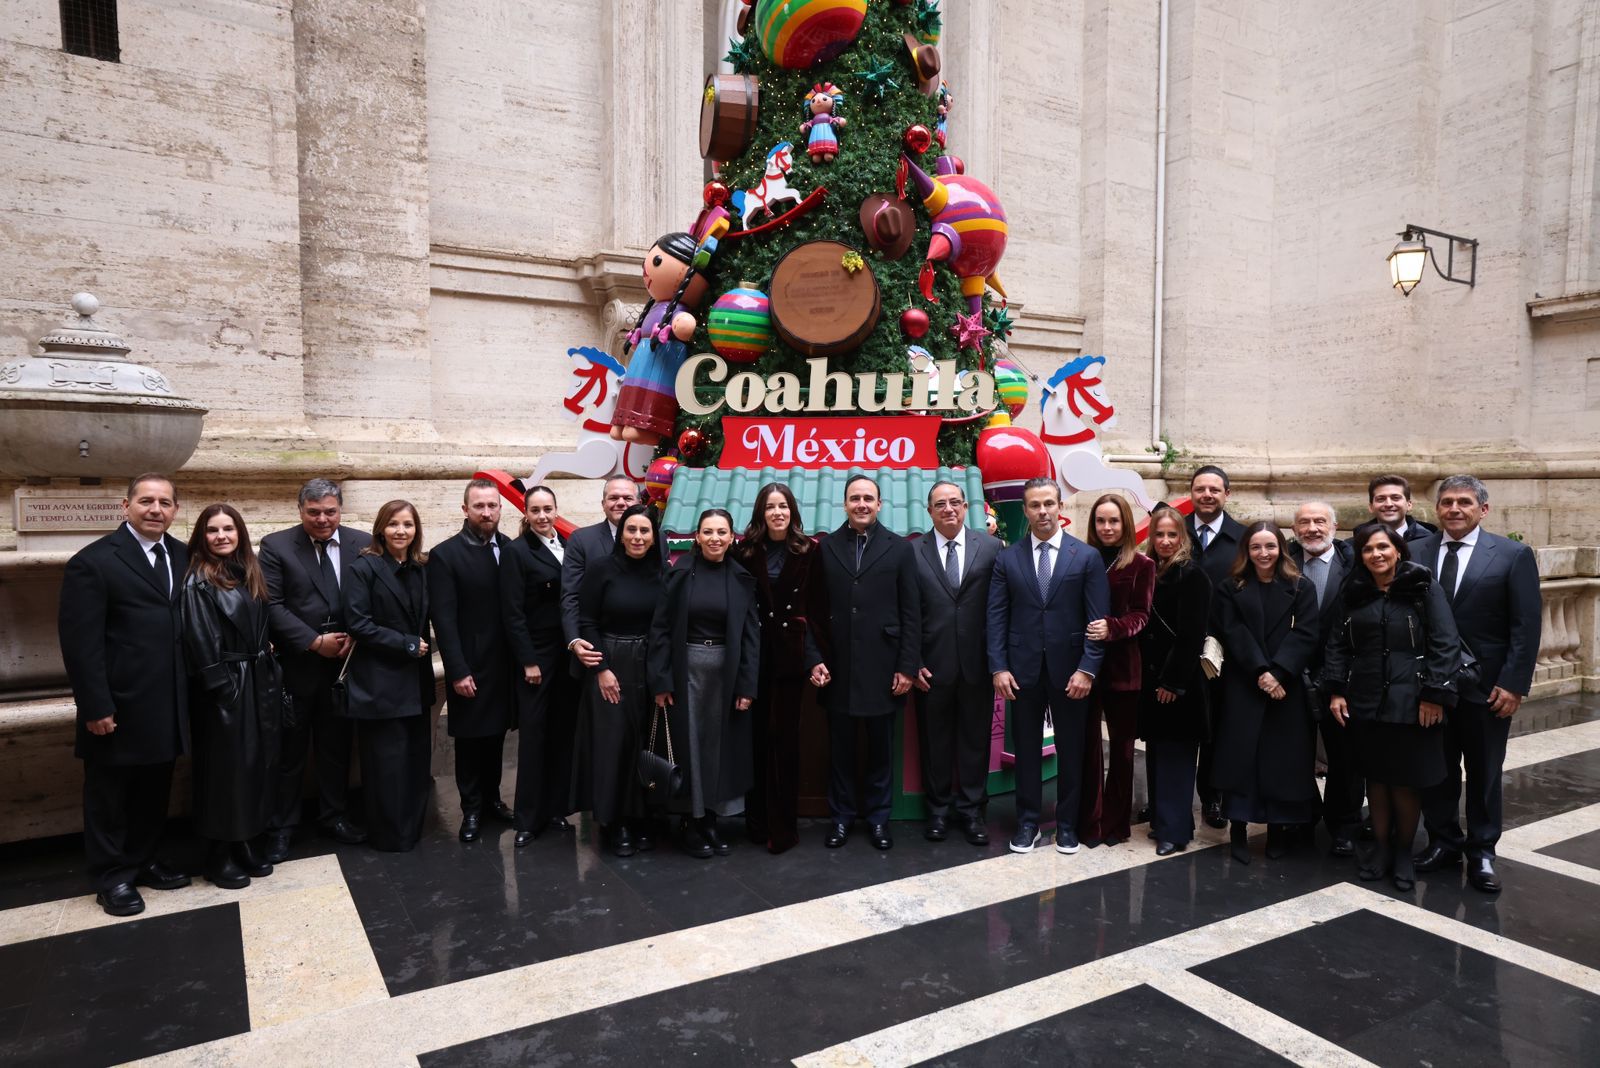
[647,556,762,708]
[427,523,515,737]
[1210,574,1321,802]
[732,539,827,684]
[181,576,282,840]
[1321,562,1463,725]
[1138,562,1213,743]
[814,522,922,718]
[500,530,567,678]
[343,553,434,720]
[258,523,373,698]
[58,524,190,765]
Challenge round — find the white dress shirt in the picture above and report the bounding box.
[126,523,173,592]
[1194,516,1222,549]
[936,528,966,586]
[541,532,564,564]
[1436,524,1480,596]
[319,529,342,587]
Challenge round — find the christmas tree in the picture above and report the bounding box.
[611,0,1013,472]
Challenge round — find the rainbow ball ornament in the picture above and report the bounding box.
[644,455,679,505]
[754,0,868,69]
[993,357,1029,417]
[707,285,773,365]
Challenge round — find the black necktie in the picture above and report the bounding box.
[945,540,960,590]
[1441,542,1462,605]
[151,542,170,597]
[855,532,867,572]
[316,539,338,588]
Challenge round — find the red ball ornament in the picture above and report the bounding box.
[704,181,730,208]
[903,124,934,154]
[677,428,707,459]
[900,307,930,339]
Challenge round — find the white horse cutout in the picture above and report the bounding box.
[529,347,652,484]
[1038,354,1159,513]
[730,142,803,229]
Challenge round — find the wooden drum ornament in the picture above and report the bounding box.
[768,240,882,359]
[700,74,760,162]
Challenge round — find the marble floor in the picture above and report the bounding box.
[3,694,1599,1067]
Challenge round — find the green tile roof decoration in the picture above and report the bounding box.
[660,466,987,538]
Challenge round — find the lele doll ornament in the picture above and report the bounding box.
[800,83,846,163]
[610,232,715,446]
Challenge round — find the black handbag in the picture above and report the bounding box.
[637,704,685,802]
[328,646,355,717]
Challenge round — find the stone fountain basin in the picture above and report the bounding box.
[0,392,207,478]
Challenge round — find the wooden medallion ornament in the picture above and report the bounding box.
[700,74,760,161]
[768,240,881,358]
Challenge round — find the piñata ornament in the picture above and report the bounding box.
[644,455,680,505]
[754,0,869,69]
[707,283,773,364]
[902,154,1009,316]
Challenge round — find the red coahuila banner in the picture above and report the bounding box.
[718,416,943,470]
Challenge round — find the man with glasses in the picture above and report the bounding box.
[911,481,1002,845]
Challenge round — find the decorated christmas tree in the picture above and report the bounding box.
[606,0,1021,474]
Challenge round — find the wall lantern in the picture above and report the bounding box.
[1387,224,1477,296]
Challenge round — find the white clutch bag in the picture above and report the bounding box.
[1200,635,1225,680]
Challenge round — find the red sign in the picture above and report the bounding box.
[718,416,942,470]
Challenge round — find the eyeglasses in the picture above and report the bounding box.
[931,499,967,512]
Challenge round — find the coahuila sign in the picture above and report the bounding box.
[676,353,997,416]
[718,416,941,470]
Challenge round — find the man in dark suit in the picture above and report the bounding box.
[912,480,1002,846]
[1368,474,1437,544]
[1184,464,1246,828]
[429,477,517,843]
[58,473,192,916]
[812,474,921,851]
[988,477,1109,855]
[259,478,372,860]
[1288,500,1360,856]
[560,475,640,667]
[1413,475,1541,894]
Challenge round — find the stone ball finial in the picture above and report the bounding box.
[70,292,100,317]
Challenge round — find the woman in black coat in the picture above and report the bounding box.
[181,503,282,889]
[1137,506,1213,856]
[574,503,664,858]
[1323,522,1463,890]
[731,482,826,854]
[343,500,435,853]
[649,508,761,859]
[500,485,576,847]
[1211,521,1321,863]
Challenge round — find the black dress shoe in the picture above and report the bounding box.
[1467,856,1502,894]
[679,820,711,859]
[489,801,515,824]
[1135,806,1152,824]
[322,817,368,845]
[1155,841,1182,856]
[700,818,731,857]
[1203,801,1227,830]
[963,821,990,847]
[824,822,850,848]
[635,825,656,852]
[1413,842,1463,872]
[550,816,573,832]
[1329,836,1355,857]
[458,813,482,843]
[514,830,536,848]
[264,830,292,865]
[924,816,948,842]
[135,861,191,891]
[869,824,893,851]
[614,824,639,858]
[233,841,273,878]
[207,854,251,891]
[96,883,145,916]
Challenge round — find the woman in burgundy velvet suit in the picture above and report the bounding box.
[1079,494,1156,845]
[733,483,828,854]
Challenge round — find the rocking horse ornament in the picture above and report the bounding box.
[529,347,652,484]
[1038,354,1159,513]
[730,142,805,228]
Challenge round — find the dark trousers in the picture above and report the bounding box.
[358,715,431,852]
[747,674,804,850]
[827,708,894,824]
[1011,680,1087,829]
[1422,698,1512,860]
[455,732,507,815]
[1080,688,1139,840]
[1196,677,1224,805]
[1318,712,1364,838]
[271,683,355,831]
[513,675,575,832]
[1146,736,1200,845]
[914,679,991,822]
[83,760,175,892]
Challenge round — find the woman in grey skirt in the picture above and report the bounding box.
[649,508,760,858]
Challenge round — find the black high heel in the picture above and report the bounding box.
[1230,821,1251,865]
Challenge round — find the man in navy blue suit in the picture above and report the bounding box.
[988,478,1109,854]
[1412,475,1541,894]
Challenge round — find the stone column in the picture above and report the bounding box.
[293,0,434,435]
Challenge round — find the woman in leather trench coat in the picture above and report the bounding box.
[182,503,283,889]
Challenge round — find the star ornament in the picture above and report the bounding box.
[984,302,1016,340]
[915,0,943,39]
[724,36,757,73]
[852,58,901,103]
[952,310,991,350]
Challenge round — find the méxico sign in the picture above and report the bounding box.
[718,416,942,470]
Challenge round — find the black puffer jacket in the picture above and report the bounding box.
[1321,561,1462,725]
